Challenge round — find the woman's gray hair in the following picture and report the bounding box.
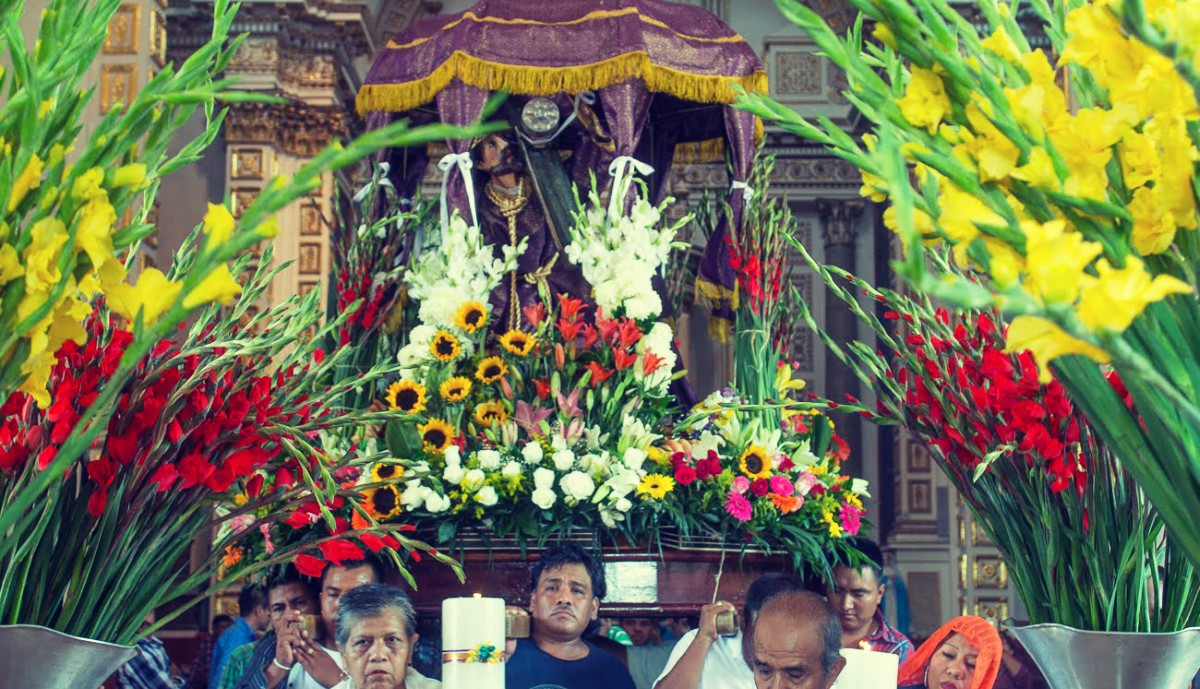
[335,583,417,649]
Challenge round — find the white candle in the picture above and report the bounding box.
[442,595,506,689]
[833,648,898,689]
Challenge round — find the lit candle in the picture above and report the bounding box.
[442,596,506,689]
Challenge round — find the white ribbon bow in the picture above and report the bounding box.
[437,151,478,238]
[352,162,395,204]
[607,155,655,181]
[730,180,755,202]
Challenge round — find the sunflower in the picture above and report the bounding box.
[370,462,405,483]
[440,376,472,403]
[364,484,402,519]
[455,301,488,333]
[738,444,772,480]
[636,474,676,500]
[473,401,509,427]
[429,330,462,362]
[418,418,455,453]
[385,379,427,414]
[499,330,537,357]
[475,356,508,384]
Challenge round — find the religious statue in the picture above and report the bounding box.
[470,129,589,334]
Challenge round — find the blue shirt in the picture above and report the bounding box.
[506,638,637,689]
[210,617,257,689]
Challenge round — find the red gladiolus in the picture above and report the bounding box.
[295,553,327,577]
[318,539,366,566]
[87,457,118,489]
[359,532,387,553]
[87,489,107,517]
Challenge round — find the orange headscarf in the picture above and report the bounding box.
[897,616,1003,689]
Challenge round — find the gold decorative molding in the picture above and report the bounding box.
[973,598,1009,626]
[298,242,323,275]
[150,9,167,66]
[298,281,320,298]
[104,4,141,54]
[280,53,337,88]
[972,557,1008,589]
[232,189,257,219]
[300,203,324,236]
[100,64,137,114]
[226,104,347,158]
[231,148,266,180]
[229,36,279,71]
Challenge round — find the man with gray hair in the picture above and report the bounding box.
[743,591,845,689]
[336,584,439,689]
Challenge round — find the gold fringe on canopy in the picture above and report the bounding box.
[694,277,739,311]
[674,137,726,165]
[707,315,732,343]
[356,50,769,115]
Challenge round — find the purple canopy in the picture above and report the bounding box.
[358,0,766,339]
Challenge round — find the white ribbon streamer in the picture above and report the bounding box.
[352,162,394,204]
[437,151,478,238]
[607,155,655,181]
[731,180,755,202]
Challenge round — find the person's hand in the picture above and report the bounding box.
[292,630,345,688]
[505,605,528,658]
[697,601,735,642]
[274,613,303,667]
[1000,634,1025,675]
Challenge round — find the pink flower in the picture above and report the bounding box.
[769,475,794,496]
[230,514,257,536]
[725,491,753,522]
[732,476,750,495]
[794,471,819,496]
[259,523,275,555]
[839,502,863,536]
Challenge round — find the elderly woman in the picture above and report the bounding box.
[336,584,440,689]
[897,616,1002,689]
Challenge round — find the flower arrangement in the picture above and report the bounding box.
[787,243,1198,630]
[738,0,1200,570]
[0,0,477,644]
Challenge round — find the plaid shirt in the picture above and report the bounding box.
[116,637,182,689]
[859,610,913,662]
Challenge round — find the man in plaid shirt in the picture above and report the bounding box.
[116,633,182,689]
[826,538,913,662]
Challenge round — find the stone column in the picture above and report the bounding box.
[818,198,864,479]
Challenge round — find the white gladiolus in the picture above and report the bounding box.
[477,449,501,471]
[534,467,556,491]
[475,485,499,507]
[531,488,557,510]
[621,447,647,470]
[560,471,596,503]
[851,478,871,497]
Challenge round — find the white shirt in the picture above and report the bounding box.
[653,629,754,689]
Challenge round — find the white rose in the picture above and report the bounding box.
[522,442,544,464]
[424,492,451,513]
[401,485,428,510]
[552,449,575,472]
[410,461,431,476]
[443,464,465,485]
[501,461,522,479]
[478,449,501,471]
[462,468,486,491]
[475,486,499,507]
[444,445,462,468]
[531,488,557,510]
[559,471,596,503]
[534,467,556,491]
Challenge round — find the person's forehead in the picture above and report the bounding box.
[325,564,377,589]
[755,613,825,659]
[270,583,309,604]
[833,565,878,588]
[941,632,978,656]
[350,610,407,635]
[538,563,593,589]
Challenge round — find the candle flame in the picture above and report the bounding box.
[473,592,482,598]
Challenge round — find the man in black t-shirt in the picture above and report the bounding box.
[506,545,636,689]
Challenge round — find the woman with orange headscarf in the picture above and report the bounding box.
[897,616,1003,689]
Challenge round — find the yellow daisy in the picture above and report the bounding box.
[364,485,402,519]
[418,418,455,453]
[475,356,508,384]
[636,474,676,500]
[439,376,472,403]
[499,329,537,357]
[738,444,772,480]
[370,462,405,483]
[473,401,509,427]
[385,379,427,414]
[455,301,488,333]
[429,330,462,362]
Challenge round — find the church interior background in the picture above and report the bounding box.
[17,0,1021,643]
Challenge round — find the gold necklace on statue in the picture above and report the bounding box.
[486,178,530,331]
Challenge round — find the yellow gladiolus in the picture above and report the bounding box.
[70,166,106,202]
[203,203,236,247]
[22,216,68,295]
[1010,147,1060,191]
[1005,315,1110,383]
[1021,219,1102,305]
[1077,257,1192,332]
[107,267,183,325]
[897,66,951,133]
[1128,186,1178,255]
[980,26,1022,62]
[1118,130,1162,190]
[257,215,280,238]
[0,243,23,285]
[111,163,147,188]
[182,263,242,309]
[8,154,44,212]
[75,197,118,269]
[981,237,1025,288]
